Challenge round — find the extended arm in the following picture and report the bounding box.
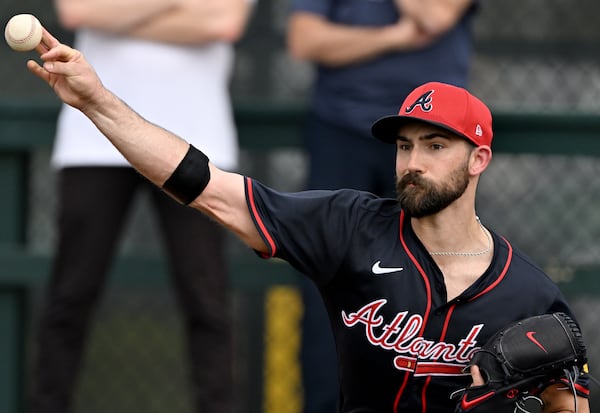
[396,0,474,36]
[28,30,267,251]
[286,12,435,67]
[55,0,253,43]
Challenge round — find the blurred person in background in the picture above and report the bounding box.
[287,1,479,411]
[28,1,255,413]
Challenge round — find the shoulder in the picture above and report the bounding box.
[248,179,396,212]
[504,241,550,278]
[496,236,562,295]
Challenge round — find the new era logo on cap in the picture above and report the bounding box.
[371,82,493,147]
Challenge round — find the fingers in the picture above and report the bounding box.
[42,59,81,77]
[27,27,60,86]
[26,59,50,84]
[32,26,77,64]
[40,44,78,63]
[470,365,485,386]
[41,27,60,49]
[35,27,56,55]
[27,44,81,84]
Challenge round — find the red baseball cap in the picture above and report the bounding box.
[371,82,493,147]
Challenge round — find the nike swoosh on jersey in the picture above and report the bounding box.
[371,261,404,275]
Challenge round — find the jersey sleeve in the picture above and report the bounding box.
[244,177,366,284]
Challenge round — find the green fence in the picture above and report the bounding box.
[1,102,599,413]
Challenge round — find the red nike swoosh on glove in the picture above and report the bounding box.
[526,331,548,353]
[460,391,495,411]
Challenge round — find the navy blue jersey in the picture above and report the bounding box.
[245,178,586,412]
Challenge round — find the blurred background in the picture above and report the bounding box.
[1,0,599,412]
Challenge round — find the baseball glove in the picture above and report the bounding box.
[453,312,587,413]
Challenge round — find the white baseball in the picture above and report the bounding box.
[5,14,43,52]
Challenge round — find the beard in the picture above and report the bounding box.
[396,162,470,218]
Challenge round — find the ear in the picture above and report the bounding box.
[469,145,492,176]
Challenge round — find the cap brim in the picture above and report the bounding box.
[371,115,470,144]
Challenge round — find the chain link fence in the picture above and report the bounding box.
[1,0,600,412]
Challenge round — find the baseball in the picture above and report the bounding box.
[5,14,43,52]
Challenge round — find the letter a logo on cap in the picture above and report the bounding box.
[405,90,434,114]
[371,82,493,147]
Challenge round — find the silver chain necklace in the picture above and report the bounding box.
[428,217,492,257]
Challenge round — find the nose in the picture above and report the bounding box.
[400,147,425,174]
[406,151,421,172]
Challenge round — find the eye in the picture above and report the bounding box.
[398,143,412,151]
[430,143,444,150]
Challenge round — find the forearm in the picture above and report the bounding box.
[54,0,176,33]
[541,384,590,413]
[127,0,252,44]
[55,0,252,44]
[396,0,473,36]
[84,87,189,186]
[287,13,435,67]
[77,87,268,254]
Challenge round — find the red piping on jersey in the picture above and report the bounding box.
[421,376,431,412]
[394,210,433,413]
[419,304,457,412]
[574,382,590,396]
[559,379,590,396]
[398,210,432,329]
[468,236,512,301]
[245,177,277,257]
[393,373,411,412]
[440,305,456,341]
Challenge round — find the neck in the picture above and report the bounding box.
[411,211,490,257]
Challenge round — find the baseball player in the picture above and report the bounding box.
[27,29,590,412]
